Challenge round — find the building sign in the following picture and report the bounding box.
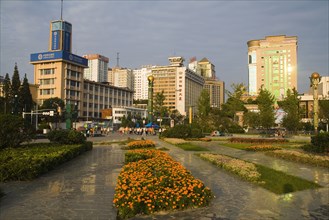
[51,30,60,50]
[63,32,71,52]
[30,51,88,67]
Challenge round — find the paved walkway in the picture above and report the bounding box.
[0,134,328,220]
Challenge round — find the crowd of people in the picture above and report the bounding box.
[117,127,165,136]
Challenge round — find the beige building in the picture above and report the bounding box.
[108,67,134,90]
[151,56,204,116]
[83,54,109,83]
[30,19,133,120]
[204,79,225,108]
[247,35,298,100]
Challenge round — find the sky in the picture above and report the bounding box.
[0,0,328,94]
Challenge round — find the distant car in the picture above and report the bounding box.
[211,130,232,137]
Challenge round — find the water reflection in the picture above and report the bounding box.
[81,174,96,195]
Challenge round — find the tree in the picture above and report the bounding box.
[11,64,21,115]
[40,98,65,124]
[221,83,247,119]
[244,111,260,129]
[11,63,21,98]
[1,73,11,114]
[169,109,184,125]
[278,88,302,133]
[0,114,34,149]
[19,74,34,113]
[257,87,275,130]
[319,99,329,131]
[153,91,168,119]
[197,89,211,118]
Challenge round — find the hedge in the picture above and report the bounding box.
[0,142,92,182]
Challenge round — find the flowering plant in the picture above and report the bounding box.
[198,153,261,182]
[126,140,155,149]
[113,149,213,219]
[266,149,329,168]
[246,145,282,151]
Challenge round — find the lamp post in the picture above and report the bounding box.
[147,75,154,123]
[310,72,322,135]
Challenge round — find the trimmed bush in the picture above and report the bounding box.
[161,124,205,139]
[310,132,329,153]
[0,142,93,182]
[0,114,34,149]
[47,129,86,144]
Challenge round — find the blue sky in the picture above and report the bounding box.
[1,0,328,94]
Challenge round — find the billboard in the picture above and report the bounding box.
[51,31,60,50]
[30,51,88,67]
[63,32,71,52]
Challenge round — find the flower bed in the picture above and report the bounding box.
[125,140,155,149]
[162,138,188,145]
[198,153,261,182]
[113,149,213,219]
[229,137,287,144]
[0,142,93,182]
[245,145,282,151]
[265,149,329,168]
[185,137,212,142]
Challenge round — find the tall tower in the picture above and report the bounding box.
[49,20,72,53]
[247,35,298,100]
[30,17,88,116]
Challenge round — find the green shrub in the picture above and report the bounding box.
[310,132,329,153]
[161,124,205,139]
[0,142,93,182]
[0,114,34,149]
[47,129,86,144]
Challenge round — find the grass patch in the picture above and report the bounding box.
[218,142,253,150]
[256,164,320,194]
[198,153,321,194]
[94,138,136,145]
[176,143,209,151]
[157,147,169,151]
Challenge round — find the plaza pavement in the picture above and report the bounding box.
[0,134,328,220]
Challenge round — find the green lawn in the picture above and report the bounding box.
[218,142,253,150]
[256,164,320,194]
[176,143,209,151]
[197,153,321,194]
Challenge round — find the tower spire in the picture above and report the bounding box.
[60,0,63,20]
[116,52,120,67]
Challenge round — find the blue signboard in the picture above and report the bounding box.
[64,32,71,52]
[30,51,88,67]
[51,30,60,50]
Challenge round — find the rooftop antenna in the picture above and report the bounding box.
[116,52,120,67]
[60,0,63,20]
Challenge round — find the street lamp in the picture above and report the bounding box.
[309,72,321,135]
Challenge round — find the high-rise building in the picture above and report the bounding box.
[108,67,134,90]
[247,35,298,100]
[83,54,109,83]
[188,57,216,79]
[204,79,225,108]
[188,57,224,108]
[133,66,153,100]
[30,19,133,121]
[151,56,204,116]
